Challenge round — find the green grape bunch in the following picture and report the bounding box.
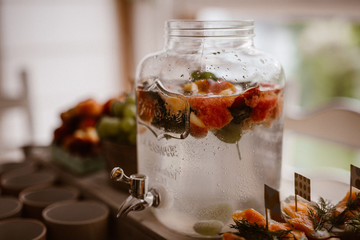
[97,93,137,145]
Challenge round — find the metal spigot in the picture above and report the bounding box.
[110,167,160,217]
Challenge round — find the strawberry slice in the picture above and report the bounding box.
[75,98,103,117]
[136,90,158,123]
[188,95,235,130]
[195,79,212,94]
[208,80,236,95]
[243,86,260,108]
[250,90,278,122]
[189,112,208,138]
[78,117,97,129]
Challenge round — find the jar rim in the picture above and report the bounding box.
[167,20,254,29]
[166,20,254,38]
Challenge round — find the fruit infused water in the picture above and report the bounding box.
[136,75,284,237]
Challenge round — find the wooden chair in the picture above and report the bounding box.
[0,69,34,153]
[282,98,360,201]
[285,98,360,149]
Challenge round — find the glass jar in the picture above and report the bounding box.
[135,20,285,237]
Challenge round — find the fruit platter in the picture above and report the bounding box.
[222,188,360,240]
[52,98,104,174]
[52,94,136,175]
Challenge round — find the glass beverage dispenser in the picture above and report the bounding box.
[111,20,285,237]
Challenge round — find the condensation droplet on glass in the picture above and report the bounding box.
[236,141,242,161]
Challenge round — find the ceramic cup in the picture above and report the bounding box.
[43,200,109,240]
[0,161,36,178]
[0,196,22,220]
[19,185,80,219]
[0,218,46,240]
[0,170,57,196]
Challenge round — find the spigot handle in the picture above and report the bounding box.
[110,167,148,198]
[110,167,131,185]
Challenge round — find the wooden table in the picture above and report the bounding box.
[9,146,350,239]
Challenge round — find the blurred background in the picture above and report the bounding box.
[1,0,360,182]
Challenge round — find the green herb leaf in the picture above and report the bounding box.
[346,213,360,233]
[191,71,217,81]
[230,219,292,240]
[329,192,360,230]
[308,197,335,231]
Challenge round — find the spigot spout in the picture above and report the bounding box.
[110,167,160,217]
[117,195,147,217]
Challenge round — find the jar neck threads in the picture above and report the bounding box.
[165,20,255,50]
